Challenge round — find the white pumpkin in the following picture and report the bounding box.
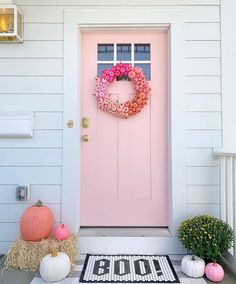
[181,255,205,278]
[40,250,71,282]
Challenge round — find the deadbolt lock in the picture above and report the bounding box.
[67,120,73,128]
[82,117,90,128]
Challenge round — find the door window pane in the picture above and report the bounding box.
[97,43,151,80]
[134,44,150,61]
[134,63,151,80]
[97,44,114,61]
[97,63,113,77]
[117,44,131,61]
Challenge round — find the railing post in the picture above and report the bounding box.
[220,156,227,222]
[233,157,236,257]
[226,156,234,255]
[213,150,236,257]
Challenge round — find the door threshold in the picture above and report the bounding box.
[79,227,171,237]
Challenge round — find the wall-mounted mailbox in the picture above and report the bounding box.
[0,112,34,138]
[16,185,30,201]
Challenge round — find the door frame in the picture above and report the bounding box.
[63,7,186,236]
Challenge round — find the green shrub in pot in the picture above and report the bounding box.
[177,215,234,262]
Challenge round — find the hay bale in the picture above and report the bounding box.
[3,234,78,272]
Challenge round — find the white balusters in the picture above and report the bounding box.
[213,150,236,257]
[220,156,227,222]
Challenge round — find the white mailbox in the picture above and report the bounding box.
[0,112,34,138]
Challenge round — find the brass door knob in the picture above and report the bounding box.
[81,134,89,142]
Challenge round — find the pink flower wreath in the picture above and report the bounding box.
[94,63,151,119]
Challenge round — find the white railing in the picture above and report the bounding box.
[213,149,236,257]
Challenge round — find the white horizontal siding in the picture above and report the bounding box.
[0,95,62,111]
[185,41,220,57]
[187,148,219,166]
[0,149,62,166]
[0,130,62,148]
[34,112,62,130]
[0,167,61,184]
[24,23,63,41]
[18,5,220,23]
[0,41,63,58]
[0,185,61,204]
[185,58,220,75]
[0,77,62,94]
[19,6,64,23]
[0,59,63,76]
[185,76,221,93]
[0,203,60,223]
[188,204,219,218]
[186,130,222,148]
[184,3,221,219]
[185,23,220,40]
[187,186,219,203]
[183,6,219,22]
[0,242,13,254]
[186,94,221,111]
[0,224,20,241]
[187,167,219,185]
[186,112,221,130]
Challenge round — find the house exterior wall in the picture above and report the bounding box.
[0,0,221,253]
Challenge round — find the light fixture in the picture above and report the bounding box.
[0,1,23,43]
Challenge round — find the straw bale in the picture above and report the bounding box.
[2,234,78,272]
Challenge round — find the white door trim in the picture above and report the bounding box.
[63,7,186,236]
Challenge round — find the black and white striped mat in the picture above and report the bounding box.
[80,255,180,283]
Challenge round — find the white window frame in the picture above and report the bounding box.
[63,7,186,237]
[97,43,151,79]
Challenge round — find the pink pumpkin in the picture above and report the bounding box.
[205,263,224,282]
[54,224,70,241]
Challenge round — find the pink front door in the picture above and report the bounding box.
[80,31,168,226]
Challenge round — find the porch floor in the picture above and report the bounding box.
[0,255,235,284]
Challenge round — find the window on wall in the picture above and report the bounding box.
[97,43,151,80]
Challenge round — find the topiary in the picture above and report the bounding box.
[177,215,234,262]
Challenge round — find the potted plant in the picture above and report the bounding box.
[177,215,234,282]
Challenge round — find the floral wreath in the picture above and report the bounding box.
[94,63,151,119]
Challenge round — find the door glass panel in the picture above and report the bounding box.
[97,44,114,61]
[117,44,131,61]
[134,63,151,80]
[97,63,113,77]
[97,43,151,79]
[134,44,150,61]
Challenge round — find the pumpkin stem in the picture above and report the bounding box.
[34,200,43,207]
[61,224,64,228]
[51,250,58,257]
[191,256,195,261]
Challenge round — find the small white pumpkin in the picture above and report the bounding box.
[40,250,71,282]
[181,255,205,278]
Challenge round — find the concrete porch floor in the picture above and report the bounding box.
[0,255,235,284]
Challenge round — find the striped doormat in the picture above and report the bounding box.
[80,255,179,283]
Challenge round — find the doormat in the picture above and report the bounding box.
[80,254,180,283]
[30,254,207,284]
